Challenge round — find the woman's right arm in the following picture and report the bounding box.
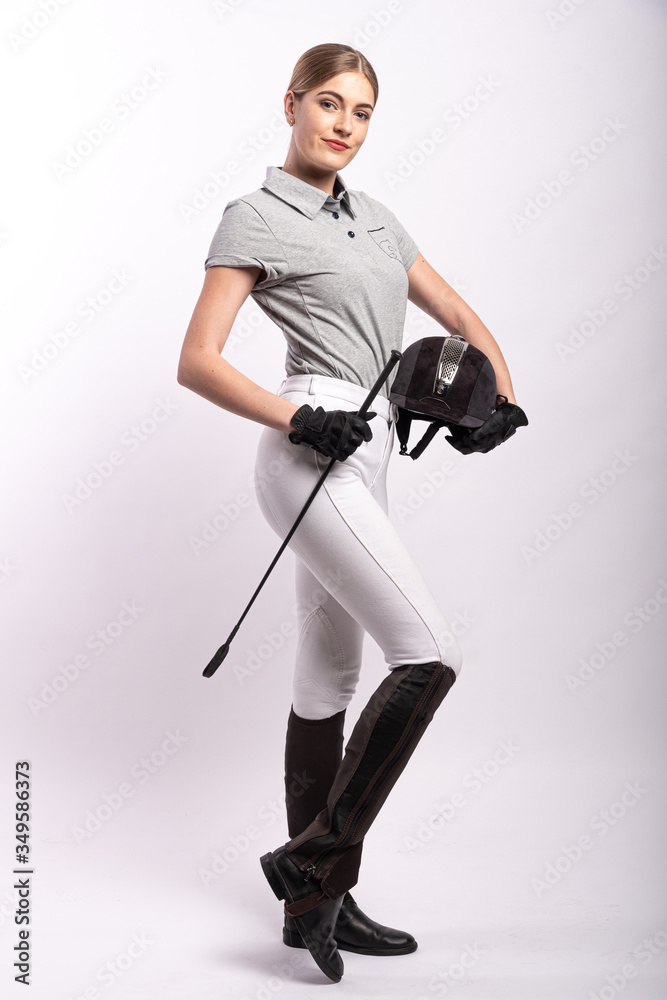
[177,265,300,433]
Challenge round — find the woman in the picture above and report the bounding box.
[178,43,526,984]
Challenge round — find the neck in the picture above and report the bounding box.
[280,159,339,198]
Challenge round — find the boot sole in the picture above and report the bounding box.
[260,851,343,983]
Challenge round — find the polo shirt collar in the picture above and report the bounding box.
[262,165,356,220]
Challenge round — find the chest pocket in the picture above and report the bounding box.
[366,226,402,265]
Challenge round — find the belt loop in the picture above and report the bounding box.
[308,374,316,396]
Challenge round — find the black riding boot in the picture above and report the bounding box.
[282,705,418,956]
[260,660,457,981]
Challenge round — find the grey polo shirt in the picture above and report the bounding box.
[204,165,420,399]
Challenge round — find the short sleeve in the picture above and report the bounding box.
[204,198,288,288]
[381,205,420,271]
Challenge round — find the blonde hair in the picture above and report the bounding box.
[286,43,379,108]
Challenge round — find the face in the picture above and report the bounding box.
[286,71,375,173]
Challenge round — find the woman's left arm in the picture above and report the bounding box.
[407,253,517,405]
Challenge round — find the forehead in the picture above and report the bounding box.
[312,71,375,107]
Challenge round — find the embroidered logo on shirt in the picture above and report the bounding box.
[368,227,399,259]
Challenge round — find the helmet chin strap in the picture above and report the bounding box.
[395,410,447,461]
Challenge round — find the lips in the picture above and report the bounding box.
[324,140,348,150]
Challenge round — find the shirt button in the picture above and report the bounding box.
[347,231,355,238]
[332,212,339,219]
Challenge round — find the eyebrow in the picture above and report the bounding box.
[316,90,374,111]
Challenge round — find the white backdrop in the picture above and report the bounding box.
[1,1,666,997]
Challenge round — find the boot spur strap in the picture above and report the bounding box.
[284,888,330,917]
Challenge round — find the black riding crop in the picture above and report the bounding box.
[202,349,403,677]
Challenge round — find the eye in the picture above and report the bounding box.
[320,100,370,121]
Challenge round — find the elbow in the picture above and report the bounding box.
[177,347,225,391]
[176,358,196,389]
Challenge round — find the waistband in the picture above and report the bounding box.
[277,373,397,423]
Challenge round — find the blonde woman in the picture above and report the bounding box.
[178,43,525,984]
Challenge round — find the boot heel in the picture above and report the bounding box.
[260,852,286,901]
[283,923,308,949]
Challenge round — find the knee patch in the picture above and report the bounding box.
[434,626,463,678]
[293,606,357,720]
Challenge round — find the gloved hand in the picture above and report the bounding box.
[288,405,376,461]
[445,397,529,455]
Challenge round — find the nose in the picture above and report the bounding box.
[334,113,353,136]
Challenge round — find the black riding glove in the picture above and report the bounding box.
[288,405,376,461]
[445,397,529,455]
